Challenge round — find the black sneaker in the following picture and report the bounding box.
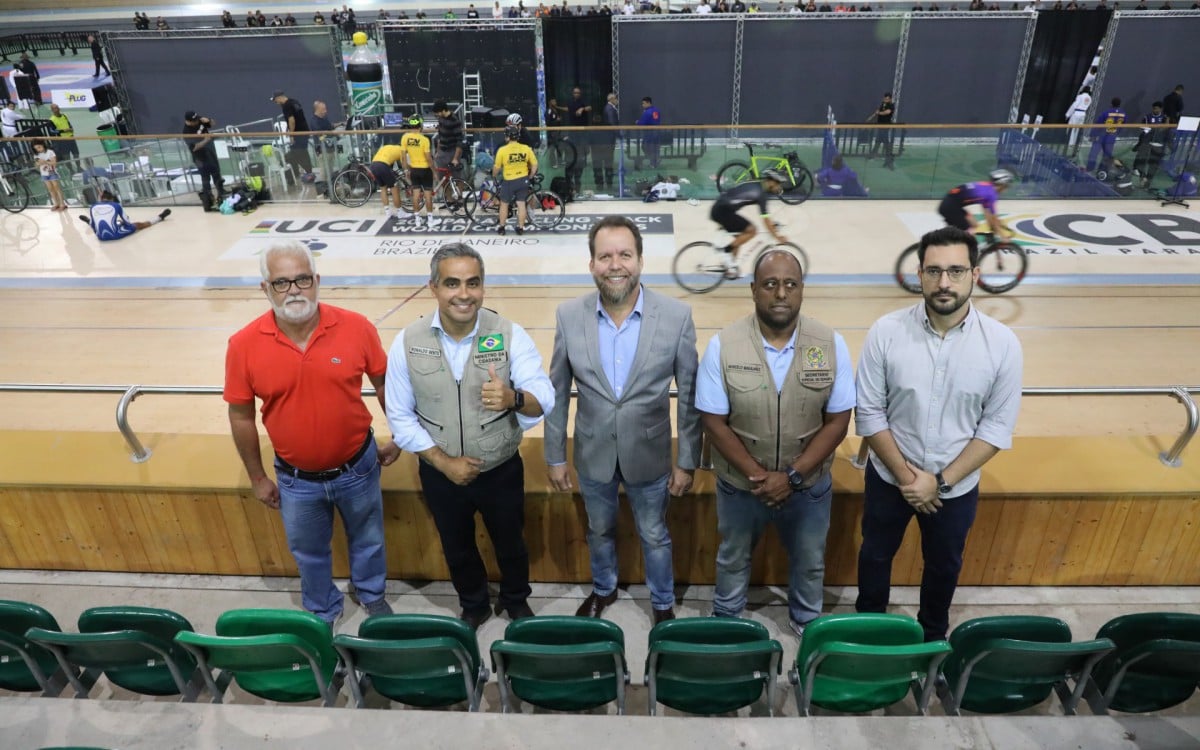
[515,226,524,235]
[497,225,506,236]
[158,209,171,221]
[77,215,90,225]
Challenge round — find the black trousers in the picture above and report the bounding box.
[418,453,531,614]
[855,461,979,642]
[193,155,223,198]
[93,56,110,77]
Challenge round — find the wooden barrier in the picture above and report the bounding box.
[0,430,1196,586]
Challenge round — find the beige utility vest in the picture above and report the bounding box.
[404,309,522,473]
[712,314,837,491]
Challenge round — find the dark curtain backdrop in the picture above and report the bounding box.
[1017,9,1111,135]
[542,17,613,120]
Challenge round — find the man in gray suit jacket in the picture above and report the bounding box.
[546,215,702,625]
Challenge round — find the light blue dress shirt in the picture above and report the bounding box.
[596,286,645,399]
[385,310,555,454]
[695,327,855,415]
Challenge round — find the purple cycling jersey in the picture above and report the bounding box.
[946,181,998,214]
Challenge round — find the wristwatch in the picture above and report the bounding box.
[786,467,805,491]
[935,471,952,495]
[511,387,525,412]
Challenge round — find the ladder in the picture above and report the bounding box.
[462,72,483,126]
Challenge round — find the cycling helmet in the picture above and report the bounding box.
[988,168,1015,186]
[505,112,523,127]
[405,113,423,128]
[504,125,520,140]
[761,168,788,184]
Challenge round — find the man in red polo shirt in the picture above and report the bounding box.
[224,240,401,625]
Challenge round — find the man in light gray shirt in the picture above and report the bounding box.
[854,226,1022,642]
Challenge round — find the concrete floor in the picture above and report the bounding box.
[1,571,1198,749]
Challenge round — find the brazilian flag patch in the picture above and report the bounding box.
[478,334,505,353]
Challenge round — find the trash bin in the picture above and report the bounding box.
[97,123,120,153]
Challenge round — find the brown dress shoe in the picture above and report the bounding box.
[653,608,676,625]
[460,607,492,631]
[495,601,535,620]
[575,590,619,618]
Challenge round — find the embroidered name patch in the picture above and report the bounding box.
[727,363,763,373]
[408,345,441,358]
[474,350,509,366]
[800,346,833,387]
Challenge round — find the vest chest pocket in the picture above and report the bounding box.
[408,355,443,376]
[477,413,520,454]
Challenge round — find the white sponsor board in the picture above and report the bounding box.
[52,88,95,108]
[898,211,1200,257]
[220,213,677,261]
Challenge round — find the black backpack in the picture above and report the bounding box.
[549,175,574,203]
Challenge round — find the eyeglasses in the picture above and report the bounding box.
[269,274,315,293]
[920,266,971,282]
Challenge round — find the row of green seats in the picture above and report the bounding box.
[1,601,1197,716]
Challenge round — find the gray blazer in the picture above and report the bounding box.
[544,286,701,484]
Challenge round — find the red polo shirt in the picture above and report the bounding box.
[224,304,386,471]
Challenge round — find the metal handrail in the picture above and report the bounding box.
[0,384,1196,469]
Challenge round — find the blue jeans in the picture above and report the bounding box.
[578,469,674,610]
[276,439,387,624]
[713,473,833,626]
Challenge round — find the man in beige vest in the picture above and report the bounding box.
[696,250,854,638]
[384,243,555,630]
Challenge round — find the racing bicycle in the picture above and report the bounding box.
[894,232,1028,294]
[673,231,809,294]
[715,142,815,204]
[331,159,476,220]
[0,164,31,213]
[472,173,565,230]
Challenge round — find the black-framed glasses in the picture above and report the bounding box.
[269,274,315,293]
[920,266,971,282]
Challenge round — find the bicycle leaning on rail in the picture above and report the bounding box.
[330,159,476,221]
[673,226,809,294]
[894,232,1028,295]
[715,142,815,204]
[472,173,565,230]
[0,164,31,213]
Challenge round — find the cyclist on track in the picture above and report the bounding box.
[368,135,413,222]
[399,113,437,227]
[711,168,788,278]
[505,112,541,150]
[938,169,1015,238]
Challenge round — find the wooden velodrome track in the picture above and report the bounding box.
[1,197,1198,586]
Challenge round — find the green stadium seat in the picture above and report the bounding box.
[174,608,341,706]
[939,616,1114,715]
[25,605,205,701]
[1085,612,1200,714]
[788,613,950,716]
[644,617,783,716]
[333,613,488,710]
[0,600,72,696]
[490,616,629,714]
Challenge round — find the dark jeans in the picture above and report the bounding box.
[855,461,979,642]
[193,155,223,198]
[93,56,110,76]
[418,453,531,614]
[288,134,313,175]
[592,142,615,187]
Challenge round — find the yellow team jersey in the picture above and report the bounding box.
[494,142,537,180]
[372,144,406,167]
[400,132,432,169]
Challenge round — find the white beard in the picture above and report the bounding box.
[273,294,317,324]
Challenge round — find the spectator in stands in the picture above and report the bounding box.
[88,35,111,78]
[1086,96,1125,173]
[1134,101,1169,188]
[467,3,481,16]
[343,7,358,36]
[816,155,868,197]
[246,10,257,26]
[592,92,619,189]
[855,227,1022,643]
[546,215,700,627]
[1163,85,1184,124]
[132,12,142,29]
[31,140,66,211]
[636,96,662,169]
[272,90,317,183]
[226,241,397,626]
[79,191,169,240]
[445,9,458,18]
[698,249,853,640]
[270,15,284,26]
[256,9,267,25]
[156,16,170,30]
[285,12,296,25]
[14,53,41,105]
[47,104,79,165]
[385,243,553,630]
[732,0,748,9]
[1065,85,1092,158]
[314,10,327,24]
[378,8,391,19]
[182,110,225,211]
[1080,65,1098,93]
[493,1,504,17]
[221,10,236,27]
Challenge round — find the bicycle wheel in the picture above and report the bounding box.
[525,190,566,229]
[446,177,477,219]
[894,243,923,294]
[396,172,415,213]
[715,161,753,193]
[779,165,814,205]
[976,242,1028,294]
[768,241,811,279]
[673,241,731,294]
[0,175,31,213]
[331,167,373,207]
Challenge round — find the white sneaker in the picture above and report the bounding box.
[396,209,413,221]
[383,207,393,218]
[426,215,440,228]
